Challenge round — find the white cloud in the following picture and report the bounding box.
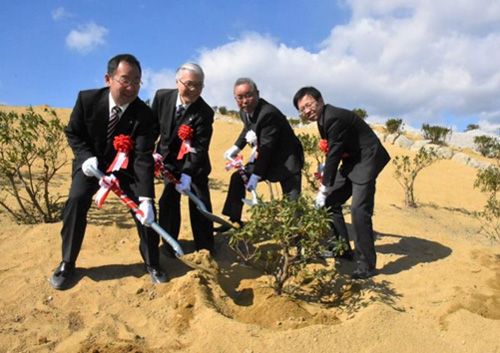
[51,6,72,21]
[144,0,500,131]
[66,22,108,54]
[142,68,176,96]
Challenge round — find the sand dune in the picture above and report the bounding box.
[0,105,499,353]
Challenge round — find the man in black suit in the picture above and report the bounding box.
[218,77,304,229]
[50,54,166,290]
[293,86,390,279]
[152,63,214,257]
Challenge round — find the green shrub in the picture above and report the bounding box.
[288,117,301,127]
[392,147,441,208]
[474,164,500,241]
[465,124,480,132]
[385,118,404,135]
[352,108,368,120]
[421,124,451,145]
[297,133,325,193]
[0,107,68,223]
[473,135,500,158]
[230,195,333,295]
[218,106,227,115]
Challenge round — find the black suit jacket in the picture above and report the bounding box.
[319,104,390,186]
[234,98,304,182]
[65,87,157,198]
[152,89,213,178]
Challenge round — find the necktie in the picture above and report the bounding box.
[176,104,185,122]
[107,106,122,142]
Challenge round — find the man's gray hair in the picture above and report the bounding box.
[234,77,258,92]
[175,62,205,82]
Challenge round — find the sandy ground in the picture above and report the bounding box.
[0,105,499,353]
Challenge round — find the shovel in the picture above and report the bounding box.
[225,154,258,206]
[153,154,241,230]
[88,166,185,257]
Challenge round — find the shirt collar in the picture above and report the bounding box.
[176,94,192,111]
[108,93,130,116]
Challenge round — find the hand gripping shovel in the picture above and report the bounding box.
[88,165,185,257]
[153,153,241,230]
[225,155,258,206]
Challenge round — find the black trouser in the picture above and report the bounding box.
[158,174,214,252]
[222,168,302,221]
[60,169,160,267]
[326,171,377,270]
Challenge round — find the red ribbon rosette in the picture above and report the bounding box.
[177,124,195,160]
[319,138,349,159]
[319,139,328,154]
[107,134,134,172]
[178,124,193,140]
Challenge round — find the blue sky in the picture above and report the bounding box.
[1,0,499,132]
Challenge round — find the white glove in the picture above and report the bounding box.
[224,145,241,160]
[315,184,331,208]
[82,156,98,177]
[175,173,191,194]
[245,130,257,146]
[138,199,154,225]
[246,174,261,191]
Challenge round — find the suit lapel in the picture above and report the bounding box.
[94,92,110,143]
[116,100,138,138]
[318,106,326,139]
[179,99,199,126]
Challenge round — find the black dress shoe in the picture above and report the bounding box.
[49,261,76,290]
[146,266,168,284]
[350,267,377,280]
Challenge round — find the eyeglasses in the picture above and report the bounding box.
[112,76,142,87]
[234,92,255,102]
[178,79,204,90]
[298,101,317,114]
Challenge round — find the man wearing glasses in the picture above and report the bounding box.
[152,63,215,257]
[216,77,304,231]
[293,86,390,280]
[50,54,166,290]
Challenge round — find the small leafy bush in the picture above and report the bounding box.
[288,117,301,127]
[352,108,368,120]
[297,133,325,193]
[421,124,451,145]
[385,118,404,135]
[392,147,441,208]
[230,195,333,295]
[473,135,499,158]
[465,124,480,132]
[474,150,500,241]
[0,107,68,223]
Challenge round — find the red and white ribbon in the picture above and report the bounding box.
[95,174,118,208]
[177,124,195,160]
[225,155,244,171]
[107,135,134,172]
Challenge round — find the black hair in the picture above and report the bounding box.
[107,54,142,76]
[293,86,322,109]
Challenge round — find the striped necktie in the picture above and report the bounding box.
[176,104,185,122]
[107,106,122,142]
